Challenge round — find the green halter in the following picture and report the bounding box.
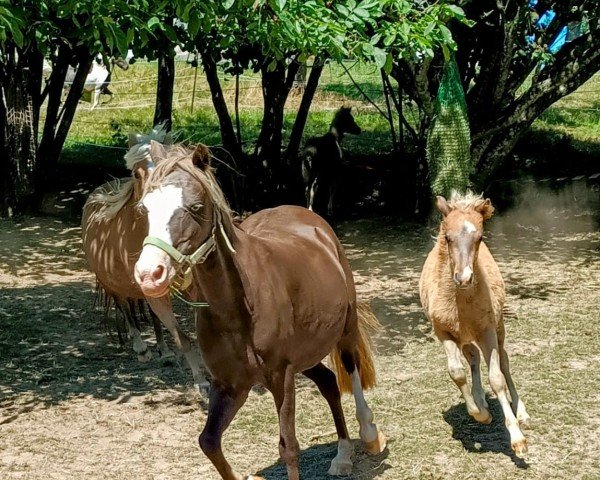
[142,209,235,308]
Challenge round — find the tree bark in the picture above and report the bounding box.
[0,45,39,215]
[285,58,324,160]
[200,50,242,161]
[153,50,175,131]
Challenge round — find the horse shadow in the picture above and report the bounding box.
[442,398,529,469]
[257,439,391,479]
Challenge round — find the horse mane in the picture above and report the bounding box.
[446,190,487,211]
[141,145,232,217]
[85,178,135,223]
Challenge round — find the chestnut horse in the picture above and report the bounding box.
[81,130,205,386]
[419,192,530,457]
[133,141,386,479]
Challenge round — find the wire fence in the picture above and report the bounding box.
[43,59,598,153]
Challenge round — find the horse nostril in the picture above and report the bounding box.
[151,264,166,282]
[453,273,460,285]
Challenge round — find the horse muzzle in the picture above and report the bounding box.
[134,246,175,297]
[453,265,474,289]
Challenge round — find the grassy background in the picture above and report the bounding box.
[58,60,599,173]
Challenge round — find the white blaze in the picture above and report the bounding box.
[142,185,183,245]
[460,265,473,282]
[464,220,477,233]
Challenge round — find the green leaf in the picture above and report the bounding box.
[373,46,387,69]
[223,0,235,9]
[147,16,160,29]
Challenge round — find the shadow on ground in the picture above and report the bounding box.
[443,398,529,469]
[257,440,391,480]
[0,282,200,409]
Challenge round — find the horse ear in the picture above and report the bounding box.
[192,144,212,171]
[436,196,452,217]
[149,140,167,161]
[128,132,142,148]
[476,198,495,220]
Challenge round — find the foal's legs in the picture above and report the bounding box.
[477,328,527,456]
[497,324,530,426]
[199,383,258,480]
[462,343,491,424]
[439,333,488,423]
[303,363,353,475]
[271,366,300,480]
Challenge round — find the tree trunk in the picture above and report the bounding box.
[0,46,39,216]
[285,58,325,160]
[200,50,242,160]
[254,59,300,204]
[153,50,175,130]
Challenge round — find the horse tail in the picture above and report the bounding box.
[329,300,381,394]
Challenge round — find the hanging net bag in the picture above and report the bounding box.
[426,58,473,197]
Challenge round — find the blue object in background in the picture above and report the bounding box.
[536,10,556,29]
[528,0,538,8]
[526,34,536,45]
[549,26,568,54]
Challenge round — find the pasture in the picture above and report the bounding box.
[1,177,598,479]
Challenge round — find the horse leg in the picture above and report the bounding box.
[327,183,336,217]
[302,363,353,476]
[307,178,318,211]
[91,87,100,109]
[270,366,300,480]
[462,343,492,424]
[497,322,530,427]
[148,306,174,358]
[146,296,207,391]
[338,348,386,455]
[477,328,527,456]
[118,300,152,362]
[199,383,258,480]
[439,333,487,423]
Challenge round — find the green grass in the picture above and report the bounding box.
[58,61,599,171]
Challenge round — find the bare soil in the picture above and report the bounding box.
[1,180,599,479]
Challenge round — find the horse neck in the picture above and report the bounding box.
[190,211,248,321]
[329,124,343,142]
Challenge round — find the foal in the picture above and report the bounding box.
[134,141,386,479]
[301,106,361,216]
[419,192,530,457]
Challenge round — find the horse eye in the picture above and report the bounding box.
[133,172,141,180]
[189,203,203,212]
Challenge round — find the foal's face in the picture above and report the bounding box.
[134,148,213,298]
[437,196,493,289]
[336,107,362,135]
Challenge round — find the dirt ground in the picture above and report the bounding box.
[0,180,599,479]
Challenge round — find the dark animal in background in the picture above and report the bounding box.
[301,106,361,216]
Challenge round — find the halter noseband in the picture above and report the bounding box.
[142,209,235,295]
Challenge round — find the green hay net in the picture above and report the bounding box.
[426,58,473,197]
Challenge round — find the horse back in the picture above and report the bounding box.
[237,205,354,369]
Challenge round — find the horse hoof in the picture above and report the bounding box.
[137,349,153,363]
[472,409,492,425]
[512,438,528,457]
[195,381,210,395]
[364,429,386,455]
[328,458,353,476]
[518,414,532,429]
[158,345,175,359]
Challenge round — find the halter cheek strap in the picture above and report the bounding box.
[141,209,235,306]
